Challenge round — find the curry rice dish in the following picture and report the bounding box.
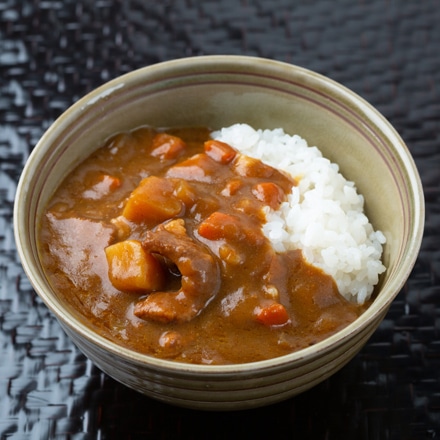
[38,124,386,365]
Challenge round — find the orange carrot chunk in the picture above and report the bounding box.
[165,153,217,183]
[151,133,186,160]
[204,140,237,164]
[233,155,275,178]
[255,303,290,326]
[198,211,243,241]
[198,211,264,246]
[252,182,285,209]
[105,239,165,292]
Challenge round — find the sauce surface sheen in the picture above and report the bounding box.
[39,126,368,365]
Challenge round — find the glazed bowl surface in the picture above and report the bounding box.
[14,55,424,410]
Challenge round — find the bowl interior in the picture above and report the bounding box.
[14,56,424,371]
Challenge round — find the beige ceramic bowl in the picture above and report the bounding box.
[14,55,424,411]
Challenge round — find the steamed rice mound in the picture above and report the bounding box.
[212,123,386,305]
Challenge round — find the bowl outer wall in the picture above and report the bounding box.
[59,303,388,410]
[13,56,424,407]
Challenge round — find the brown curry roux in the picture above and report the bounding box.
[38,126,367,365]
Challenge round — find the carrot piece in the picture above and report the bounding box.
[197,211,243,241]
[233,155,275,178]
[252,182,285,209]
[165,153,216,183]
[105,239,165,292]
[255,303,290,327]
[204,140,237,164]
[151,133,186,160]
[122,176,183,224]
[198,211,264,246]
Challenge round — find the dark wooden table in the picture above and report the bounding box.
[1,1,439,438]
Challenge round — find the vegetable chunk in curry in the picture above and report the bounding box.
[39,127,368,365]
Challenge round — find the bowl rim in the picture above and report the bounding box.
[14,55,425,374]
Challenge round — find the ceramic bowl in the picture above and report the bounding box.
[14,56,424,411]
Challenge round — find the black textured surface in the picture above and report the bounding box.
[1,1,439,439]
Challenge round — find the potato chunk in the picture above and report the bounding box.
[122,176,183,224]
[105,239,165,292]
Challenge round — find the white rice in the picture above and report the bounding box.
[212,123,386,304]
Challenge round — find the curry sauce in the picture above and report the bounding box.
[38,126,368,365]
